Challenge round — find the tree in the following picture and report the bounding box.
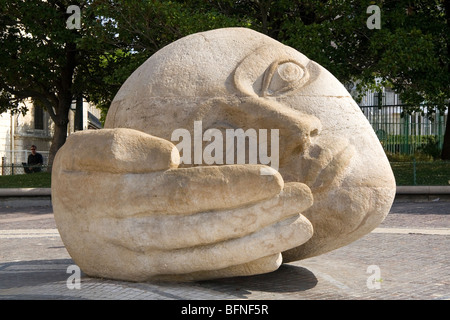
[3,0,447,162]
[347,0,450,159]
[0,0,88,167]
[0,0,247,165]
[86,0,450,159]
[199,0,450,159]
[76,0,249,121]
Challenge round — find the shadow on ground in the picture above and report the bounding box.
[0,259,73,290]
[198,264,318,298]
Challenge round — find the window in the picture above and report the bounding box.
[34,104,44,130]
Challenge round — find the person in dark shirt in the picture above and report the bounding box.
[27,145,43,173]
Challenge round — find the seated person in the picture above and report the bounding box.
[26,145,43,173]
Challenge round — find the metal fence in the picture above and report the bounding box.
[1,164,51,175]
[1,151,50,176]
[360,105,447,155]
[1,150,50,166]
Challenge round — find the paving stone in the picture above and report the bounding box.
[0,200,449,300]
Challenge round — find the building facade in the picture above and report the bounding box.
[0,99,102,171]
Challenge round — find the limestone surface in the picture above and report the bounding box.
[52,27,396,282]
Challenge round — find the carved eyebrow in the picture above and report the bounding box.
[207,121,238,130]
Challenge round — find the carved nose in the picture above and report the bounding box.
[285,114,322,155]
[237,96,322,157]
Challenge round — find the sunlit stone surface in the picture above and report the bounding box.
[52,28,396,282]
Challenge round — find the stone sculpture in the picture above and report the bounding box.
[52,28,396,282]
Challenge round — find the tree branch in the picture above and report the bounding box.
[5,86,59,122]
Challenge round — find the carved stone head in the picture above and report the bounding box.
[104,27,396,261]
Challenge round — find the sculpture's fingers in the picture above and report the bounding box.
[136,214,313,278]
[91,182,313,251]
[52,164,284,218]
[153,253,283,281]
[64,214,313,282]
[55,128,180,173]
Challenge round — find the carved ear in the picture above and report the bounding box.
[233,44,317,98]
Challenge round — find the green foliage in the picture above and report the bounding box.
[77,0,249,122]
[384,135,443,161]
[0,0,96,165]
[0,0,246,156]
[417,136,442,160]
[179,1,450,112]
[0,0,79,113]
[1,0,449,158]
[3,0,448,117]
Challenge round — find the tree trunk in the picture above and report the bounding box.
[46,40,77,170]
[47,120,68,171]
[441,105,450,160]
[46,98,70,171]
[443,0,450,160]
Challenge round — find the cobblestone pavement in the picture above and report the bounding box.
[0,199,449,301]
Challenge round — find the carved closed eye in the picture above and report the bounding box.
[233,44,314,98]
[261,60,309,97]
